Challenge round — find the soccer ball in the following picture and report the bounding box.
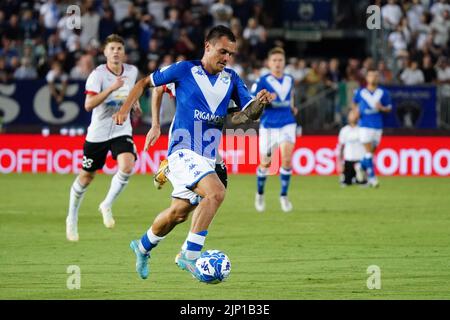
[195,250,231,284]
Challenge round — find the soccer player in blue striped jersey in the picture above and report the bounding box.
[112,25,274,281]
[251,47,298,213]
[352,68,392,187]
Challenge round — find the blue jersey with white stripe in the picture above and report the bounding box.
[150,60,253,159]
[353,87,392,129]
[251,73,296,128]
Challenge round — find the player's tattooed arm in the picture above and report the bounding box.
[231,89,275,125]
[113,76,153,125]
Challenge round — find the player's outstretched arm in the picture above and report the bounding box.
[144,86,164,151]
[231,89,274,125]
[113,77,152,125]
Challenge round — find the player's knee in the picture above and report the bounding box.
[206,187,226,205]
[79,171,95,186]
[169,207,189,224]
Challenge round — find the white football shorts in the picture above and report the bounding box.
[259,123,297,157]
[359,127,382,146]
[166,149,216,205]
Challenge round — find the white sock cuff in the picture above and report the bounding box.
[73,177,87,193]
[116,170,132,182]
[280,167,292,175]
[147,227,165,244]
[187,231,206,246]
[364,153,373,159]
[257,167,268,177]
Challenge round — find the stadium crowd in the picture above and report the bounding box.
[0,0,449,86]
[0,0,450,130]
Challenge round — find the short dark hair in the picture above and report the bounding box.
[104,34,125,47]
[205,25,236,43]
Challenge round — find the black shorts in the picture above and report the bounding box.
[215,162,228,189]
[82,135,137,172]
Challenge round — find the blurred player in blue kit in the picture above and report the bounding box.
[352,69,392,187]
[251,47,298,213]
[113,25,274,281]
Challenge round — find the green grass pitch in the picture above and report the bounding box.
[1,173,449,299]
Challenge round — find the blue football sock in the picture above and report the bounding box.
[184,230,208,260]
[139,227,165,254]
[280,167,292,196]
[256,167,268,195]
[363,153,375,179]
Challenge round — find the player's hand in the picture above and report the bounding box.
[291,107,299,116]
[112,111,128,125]
[256,89,275,105]
[109,76,125,91]
[144,125,161,151]
[375,102,384,111]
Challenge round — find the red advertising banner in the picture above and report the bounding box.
[1,134,449,176]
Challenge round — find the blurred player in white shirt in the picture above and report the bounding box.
[66,34,141,241]
[337,109,365,186]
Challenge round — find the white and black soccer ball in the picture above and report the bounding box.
[195,250,231,284]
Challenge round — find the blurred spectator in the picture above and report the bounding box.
[346,58,363,83]
[388,25,409,59]
[210,0,233,27]
[430,9,450,48]
[430,0,450,18]
[46,60,68,105]
[21,9,40,40]
[5,14,22,41]
[69,54,94,80]
[232,0,252,28]
[406,0,425,33]
[162,7,181,41]
[39,0,60,37]
[113,0,132,23]
[421,54,437,83]
[378,60,394,84]
[0,56,12,83]
[147,0,167,27]
[80,1,100,47]
[328,58,342,83]
[174,28,196,58]
[400,60,425,84]
[13,57,37,79]
[139,14,155,52]
[57,10,75,44]
[145,38,161,64]
[125,37,141,66]
[243,17,265,52]
[99,7,117,42]
[415,12,432,51]
[382,0,403,29]
[47,32,64,57]
[119,3,140,37]
[436,56,450,84]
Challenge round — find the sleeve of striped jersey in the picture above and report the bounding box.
[381,89,392,109]
[150,61,185,87]
[85,70,101,95]
[352,89,361,104]
[231,73,254,110]
[250,78,263,97]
